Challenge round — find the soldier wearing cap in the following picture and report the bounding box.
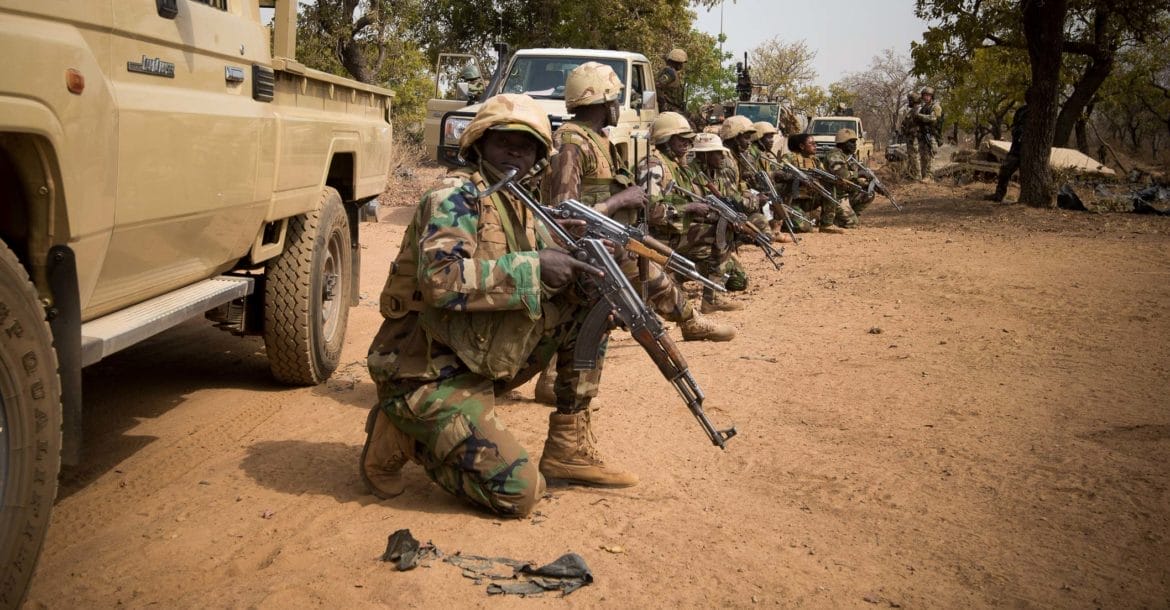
[915,86,943,181]
[657,48,689,115]
[899,91,923,180]
[688,132,757,294]
[362,94,624,516]
[823,128,874,228]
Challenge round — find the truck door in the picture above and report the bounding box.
[95,0,270,316]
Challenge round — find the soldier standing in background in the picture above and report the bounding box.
[656,49,688,115]
[915,86,942,182]
[988,103,1029,202]
[900,92,922,180]
[824,128,873,228]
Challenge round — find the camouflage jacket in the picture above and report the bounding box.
[638,148,701,236]
[548,120,637,223]
[655,66,686,114]
[780,151,824,201]
[692,159,751,211]
[370,166,550,382]
[899,103,921,138]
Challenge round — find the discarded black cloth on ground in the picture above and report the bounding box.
[381,529,441,571]
[445,551,593,597]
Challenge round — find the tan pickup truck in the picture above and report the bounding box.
[424,48,659,170]
[0,0,393,601]
[806,115,875,163]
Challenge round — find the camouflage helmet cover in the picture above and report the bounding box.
[665,48,688,63]
[921,86,935,96]
[651,111,695,145]
[459,63,481,81]
[835,128,858,144]
[565,61,623,110]
[752,121,779,140]
[459,93,556,160]
[718,115,755,141]
[691,132,729,153]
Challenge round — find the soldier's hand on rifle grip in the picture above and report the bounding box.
[598,185,649,217]
[539,249,602,289]
[554,218,588,239]
[683,202,711,216]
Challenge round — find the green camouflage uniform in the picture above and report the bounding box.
[823,147,872,227]
[755,145,815,233]
[900,102,922,179]
[655,66,686,114]
[781,151,838,229]
[638,148,730,290]
[726,148,772,236]
[915,100,942,178]
[368,165,602,516]
[692,160,753,290]
[549,120,694,323]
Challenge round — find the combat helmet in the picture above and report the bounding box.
[459,64,481,81]
[907,92,922,103]
[665,48,688,64]
[691,132,729,153]
[719,115,755,142]
[459,93,556,161]
[921,86,935,96]
[651,111,695,145]
[752,121,779,141]
[565,61,623,111]
[835,128,858,144]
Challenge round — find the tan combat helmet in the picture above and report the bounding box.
[691,132,729,153]
[651,111,695,145]
[718,115,755,142]
[835,128,858,144]
[459,93,556,160]
[564,61,624,111]
[459,64,481,81]
[921,86,935,96]
[752,121,778,141]
[665,48,688,64]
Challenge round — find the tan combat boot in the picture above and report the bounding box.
[540,411,638,487]
[700,293,745,314]
[534,358,557,406]
[819,225,846,234]
[360,406,412,499]
[680,310,736,341]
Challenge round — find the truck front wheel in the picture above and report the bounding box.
[0,242,62,606]
[264,187,352,385]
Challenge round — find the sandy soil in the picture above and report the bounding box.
[23,170,1170,608]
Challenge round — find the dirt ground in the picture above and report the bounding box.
[23,168,1170,608]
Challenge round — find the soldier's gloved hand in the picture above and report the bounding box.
[539,249,602,290]
[598,186,648,217]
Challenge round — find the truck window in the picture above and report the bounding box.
[191,0,228,9]
[807,119,857,135]
[736,103,779,125]
[631,63,655,110]
[502,57,627,103]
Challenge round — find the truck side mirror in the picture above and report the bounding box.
[156,0,178,18]
[642,90,656,111]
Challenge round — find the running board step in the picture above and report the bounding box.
[80,275,254,367]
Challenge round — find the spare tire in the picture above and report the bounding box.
[0,242,62,607]
[263,187,352,385]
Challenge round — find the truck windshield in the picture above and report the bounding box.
[501,57,627,103]
[808,119,857,135]
[735,104,779,125]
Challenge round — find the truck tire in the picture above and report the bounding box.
[0,242,62,607]
[263,187,352,385]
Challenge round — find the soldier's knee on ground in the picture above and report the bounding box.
[495,459,546,517]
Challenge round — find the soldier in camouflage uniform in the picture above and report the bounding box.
[780,133,846,233]
[534,62,733,407]
[458,64,485,103]
[899,92,922,180]
[689,132,762,294]
[750,120,810,238]
[718,115,773,239]
[361,94,639,517]
[656,48,688,115]
[823,128,874,228]
[638,117,741,312]
[914,86,942,181]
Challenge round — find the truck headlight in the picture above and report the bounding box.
[443,117,471,145]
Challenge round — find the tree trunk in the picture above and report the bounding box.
[1074,101,1094,153]
[1019,0,1067,208]
[1053,54,1114,148]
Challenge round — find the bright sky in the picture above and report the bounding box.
[693,0,931,87]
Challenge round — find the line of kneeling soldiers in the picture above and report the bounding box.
[358,62,875,518]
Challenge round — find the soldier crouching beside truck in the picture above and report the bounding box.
[361,94,637,517]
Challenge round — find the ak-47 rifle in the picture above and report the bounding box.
[736,152,800,245]
[806,166,869,198]
[847,155,902,211]
[479,168,738,449]
[664,180,784,270]
[778,159,843,211]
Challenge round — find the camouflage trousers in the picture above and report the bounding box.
[918,135,936,180]
[770,201,816,233]
[374,302,607,517]
[904,138,921,180]
[792,197,842,230]
[667,218,733,293]
[618,251,694,322]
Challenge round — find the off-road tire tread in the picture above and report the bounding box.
[263,188,350,386]
[0,242,62,608]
